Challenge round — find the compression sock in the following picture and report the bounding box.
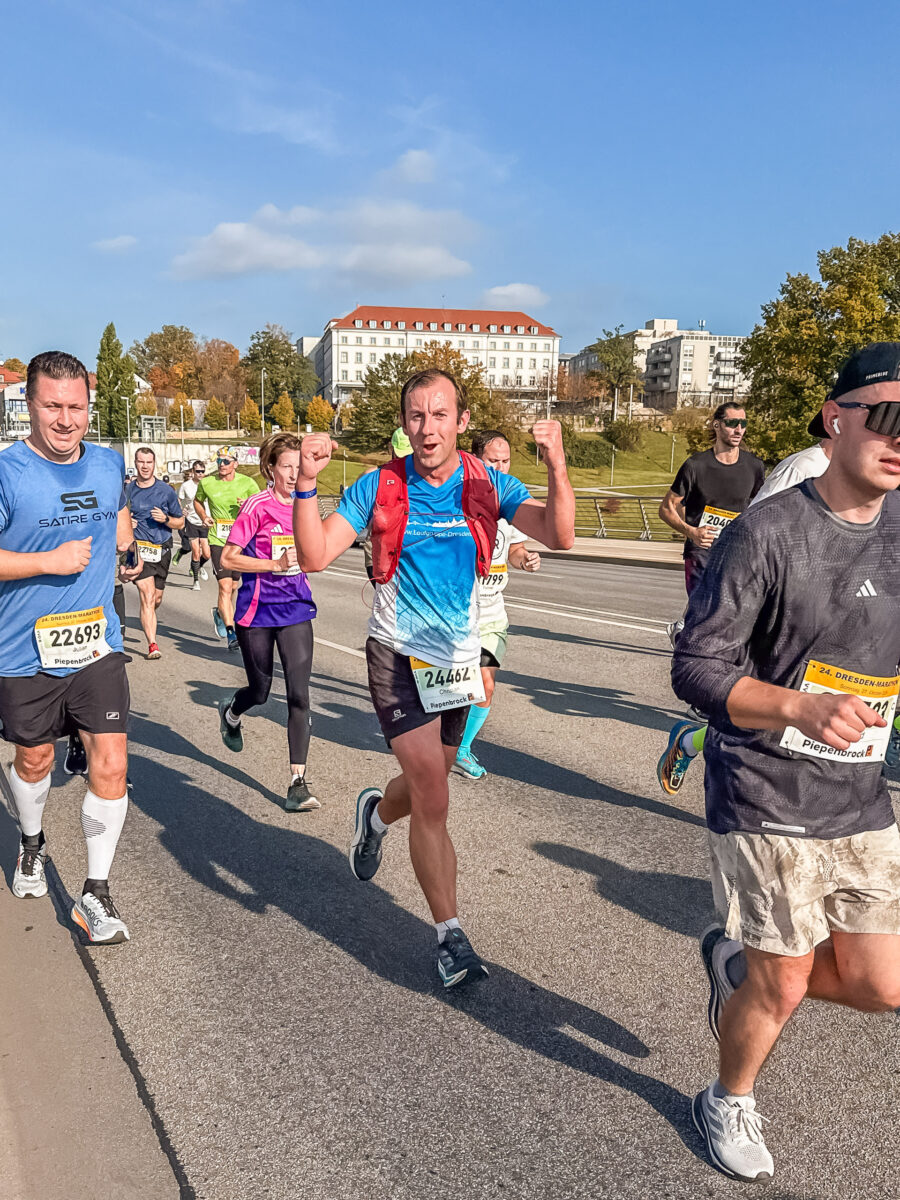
[370,805,389,835]
[9,766,51,838]
[81,790,128,880]
[680,724,707,758]
[435,917,460,944]
[191,559,201,581]
[459,704,491,755]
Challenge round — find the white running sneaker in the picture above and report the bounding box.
[12,838,48,899]
[72,890,130,944]
[192,580,201,591]
[199,568,209,581]
[692,1084,774,1182]
[700,923,746,1041]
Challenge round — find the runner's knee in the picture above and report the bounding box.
[15,744,54,781]
[746,953,811,1018]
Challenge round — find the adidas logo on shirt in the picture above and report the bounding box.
[855,579,878,597]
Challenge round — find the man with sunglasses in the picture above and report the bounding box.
[194,447,259,651]
[177,460,212,590]
[672,342,900,1183]
[659,402,765,605]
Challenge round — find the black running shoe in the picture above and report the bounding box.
[218,697,243,752]
[285,777,321,812]
[64,733,88,776]
[437,927,489,990]
[349,788,384,881]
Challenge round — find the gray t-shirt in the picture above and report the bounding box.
[672,480,900,838]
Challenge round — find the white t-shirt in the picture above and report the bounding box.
[479,519,528,635]
[751,442,830,506]
[178,478,200,524]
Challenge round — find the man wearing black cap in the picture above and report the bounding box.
[672,342,900,1183]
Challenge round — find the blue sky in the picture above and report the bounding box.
[2,0,899,365]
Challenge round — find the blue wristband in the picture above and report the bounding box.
[292,488,317,500]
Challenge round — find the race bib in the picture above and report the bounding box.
[481,564,509,595]
[137,540,162,563]
[271,534,300,577]
[409,657,485,714]
[216,520,235,541]
[698,506,739,539]
[780,660,900,763]
[34,606,110,671]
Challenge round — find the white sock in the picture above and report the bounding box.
[370,804,389,835]
[224,705,241,729]
[81,790,128,880]
[435,917,460,944]
[9,766,51,838]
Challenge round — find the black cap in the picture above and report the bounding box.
[808,342,900,437]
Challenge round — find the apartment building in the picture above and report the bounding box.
[644,329,749,410]
[302,305,561,405]
[566,318,680,378]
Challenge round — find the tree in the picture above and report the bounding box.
[740,232,900,461]
[95,322,138,438]
[269,391,296,431]
[1,357,27,377]
[196,339,245,411]
[130,325,199,398]
[306,394,334,431]
[204,395,228,430]
[239,394,261,432]
[588,326,643,416]
[344,354,409,452]
[241,325,319,413]
[168,392,195,430]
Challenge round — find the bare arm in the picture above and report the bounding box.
[726,676,886,751]
[291,435,360,571]
[194,498,214,528]
[659,489,714,548]
[116,506,143,581]
[0,542,90,581]
[509,421,575,550]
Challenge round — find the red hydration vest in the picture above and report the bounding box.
[370,451,499,586]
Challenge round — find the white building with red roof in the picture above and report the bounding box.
[303,305,560,406]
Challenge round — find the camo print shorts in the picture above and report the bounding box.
[708,824,900,957]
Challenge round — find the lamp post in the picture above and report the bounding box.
[260,367,266,439]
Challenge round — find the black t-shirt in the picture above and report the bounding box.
[671,448,765,563]
[672,481,900,838]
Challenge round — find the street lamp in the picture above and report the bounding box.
[260,367,266,438]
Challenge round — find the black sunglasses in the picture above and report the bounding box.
[721,418,747,429]
[834,400,900,438]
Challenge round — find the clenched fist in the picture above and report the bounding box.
[532,420,566,471]
[793,691,886,751]
[44,536,92,577]
[298,434,338,486]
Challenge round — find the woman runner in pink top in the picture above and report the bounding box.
[219,433,318,812]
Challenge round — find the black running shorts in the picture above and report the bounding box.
[0,653,130,746]
[366,637,469,749]
[134,545,172,591]
[209,544,241,582]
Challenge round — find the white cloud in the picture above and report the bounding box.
[482,283,549,309]
[172,200,474,285]
[92,234,137,253]
[382,149,436,185]
[234,98,336,153]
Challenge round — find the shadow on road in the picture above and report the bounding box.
[510,622,674,660]
[497,668,681,731]
[533,843,712,938]
[125,738,701,1153]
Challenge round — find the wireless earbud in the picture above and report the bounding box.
[832,418,841,435]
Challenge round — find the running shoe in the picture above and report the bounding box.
[12,836,48,899]
[692,1084,774,1182]
[200,567,209,581]
[885,722,900,768]
[666,618,684,648]
[218,696,243,753]
[285,777,321,812]
[349,788,385,881]
[699,923,745,1042]
[72,888,130,944]
[226,630,239,653]
[454,749,487,779]
[63,733,88,776]
[173,548,184,566]
[147,642,161,660]
[212,607,226,638]
[657,717,703,795]
[437,927,489,990]
[192,580,201,591]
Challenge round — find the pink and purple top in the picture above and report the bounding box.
[227,488,317,628]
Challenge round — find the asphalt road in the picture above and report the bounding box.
[18,550,900,1199]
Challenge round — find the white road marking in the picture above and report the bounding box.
[316,637,366,660]
[504,601,668,637]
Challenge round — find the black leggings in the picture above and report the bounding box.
[232,621,314,765]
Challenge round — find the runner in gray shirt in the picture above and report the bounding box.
[672,343,900,1184]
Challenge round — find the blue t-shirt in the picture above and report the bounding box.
[0,441,126,677]
[125,478,182,545]
[337,455,530,667]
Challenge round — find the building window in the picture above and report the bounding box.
[489,357,496,367]
[458,340,465,349]
[368,320,377,328]
[473,341,480,349]
[503,341,510,350]
[355,352,362,363]
[397,321,406,329]
[489,374,495,384]
[529,358,536,369]
[503,325,511,333]
[502,375,510,385]
[515,325,524,334]
[384,338,391,345]
[515,358,523,369]
[369,336,376,344]
[355,337,362,344]
[354,319,363,327]
[530,342,537,351]
[489,341,496,350]
[341,371,348,381]
[382,320,391,329]
[502,357,510,368]
[355,370,362,381]
[369,353,376,363]
[543,343,550,351]
[489,324,498,333]
[529,376,536,386]
[530,326,539,335]
[429,322,438,331]
[543,358,550,368]
[473,324,480,333]
[340,352,348,363]
[415,321,423,330]
[515,375,522,385]
[340,336,347,344]
[516,342,523,350]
